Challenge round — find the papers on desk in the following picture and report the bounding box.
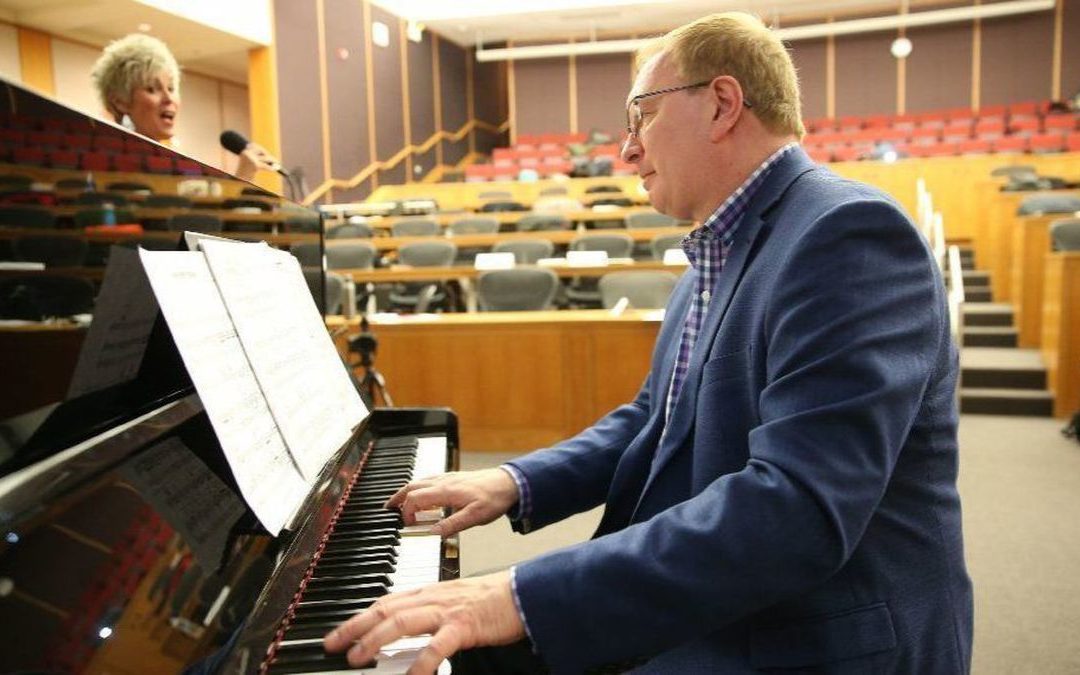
[138,236,369,534]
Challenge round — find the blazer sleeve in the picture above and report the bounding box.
[512,197,950,673]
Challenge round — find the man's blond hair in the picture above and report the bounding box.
[637,12,804,138]
[91,34,180,121]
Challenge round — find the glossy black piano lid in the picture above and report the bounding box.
[0,75,336,673]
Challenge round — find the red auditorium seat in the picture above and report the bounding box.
[946,107,975,121]
[804,147,832,163]
[1008,101,1038,117]
[492,165,517,181]
[41,118,69,132]
[28,131,63,148]
[991,136,1029,153]
[47,149,79,168]
[1007,118,1040,136]
[974,118,1006,139]
[807,117,836,132]
[590,144,620,159]
[80,152,111,171]
[1066,132,1080,152]
[92,135,124,152]
[909,128,940,144]
[837,115,863,131]
[863,114,890,128]
[113,154,144,172]
[63,133,92,150]
[516,134,539,146]
[0,128,25,145]
[13,146,46,165]
[942,121,972,142]
[891,114,918,129]
[924,141,959,157]
[957,139,991,155]
[978,104,1007,117]
[144,155,174,174]
[1043,115,1077,134]
[465,164,494,182]
[832,145,863,162]
[175,159,203,175]
[1029,133,1065,154]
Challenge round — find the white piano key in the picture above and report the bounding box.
[412,436,447,481]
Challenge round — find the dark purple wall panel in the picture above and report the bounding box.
[790,38,826,122]
[439,37,468,166]
[1065,0,1080,100]
[274,0,324,189]
[324,0,370,201]
[370,5,406,186]
[575,53,632,139]
[515,57,571,136]
[835,31,896,117]
[981,12,1055,106]
[906,22,973,113]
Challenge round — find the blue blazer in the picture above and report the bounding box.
[508,147,973,674]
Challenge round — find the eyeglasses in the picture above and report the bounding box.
[624,80,753,139]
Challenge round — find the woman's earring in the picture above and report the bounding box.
[121,114,135,131]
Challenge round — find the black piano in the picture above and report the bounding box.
[0,77,460,674]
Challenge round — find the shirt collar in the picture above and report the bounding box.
[698,141,799,237]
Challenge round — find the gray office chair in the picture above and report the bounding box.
[166,213,224,233]
[326,242,377,269]
[1050,218,1080,250]
[651,232,687,261]
[492,239,555,264]
[448,217,500,235]
[570,233,634,258]
[990,165,1037,179]
[290,242,322,267]
[12,235,88,266]
[515,214,570,232]
[625,211,677,229]
[565,233,635,308]
[538,186,568,196]
[389,241,458,312]
[327,221,373,238]
[142,194,194,208]
[391,218,440,237]
[302,268,345,314]
[477,268,559,311]
[599,271,679,309]
[1016,195,1080,216]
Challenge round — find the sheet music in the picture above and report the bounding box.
[138,249,308,535]
[200,240,368,480]
[120,436,247,571]
[67,247,159,397]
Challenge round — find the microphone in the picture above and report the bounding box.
[219,130,290,178]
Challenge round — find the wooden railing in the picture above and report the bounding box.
[302,118,509,205]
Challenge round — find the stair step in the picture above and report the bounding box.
[963,303,1013,326]
[963,289,993,303]
[960,347,1047,389]
[960,388,1054,416]
[963,326,1018,347]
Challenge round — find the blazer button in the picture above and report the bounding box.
[701,290,711,302]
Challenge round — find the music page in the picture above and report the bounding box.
[138,249,308,535]
[200,240,367,480]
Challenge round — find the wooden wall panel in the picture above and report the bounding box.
[439,37,468,166]
[906,22,973,113]
[274,0,326,193]
[575,53,633,139]
[514,57,571,136]
[980,12,1055,106]
[790,38,827,122]
[371,5,406,187]
[835,31,896,116]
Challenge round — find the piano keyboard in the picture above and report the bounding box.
[262,434,451,675]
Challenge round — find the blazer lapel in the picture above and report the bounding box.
[637,148,819,496]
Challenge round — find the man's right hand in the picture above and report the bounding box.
[384,468,520,538]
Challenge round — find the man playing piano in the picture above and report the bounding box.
[325,12,973,674]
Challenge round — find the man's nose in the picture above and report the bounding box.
[621,133,642,164]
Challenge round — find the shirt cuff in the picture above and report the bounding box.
[508,565,538,652]
[499,464,531,523]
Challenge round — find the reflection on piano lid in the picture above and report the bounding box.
[0,78,456,674]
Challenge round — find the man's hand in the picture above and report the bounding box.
[385,468,519,537]
[323,571,525,673]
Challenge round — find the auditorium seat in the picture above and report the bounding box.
[493,238,554,264]
[1043,114,1077,134]
[389,240,458,312]
[327,221,373,238]
[289,242,322,267]
[165,213,223,233]
[142,194,193,208]
[0,205,56,229]
[12,235,88,266]
[0,274,95,319]
[516,214,570,232]
[447,217,499,235]
[625,211,677,229]
[599,270,679,309]
[992,136,1029,153]
[651,232,686,260]
[391,218,439,237]
[1017,194,1080,215]
[326,242,377,270]
[476,267,559,311]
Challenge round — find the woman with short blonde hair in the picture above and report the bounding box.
[91,33,181,143]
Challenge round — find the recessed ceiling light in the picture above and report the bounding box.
[138,23,152,32]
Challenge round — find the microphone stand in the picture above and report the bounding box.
[348,315,393,409]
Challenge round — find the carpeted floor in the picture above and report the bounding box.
[457,414,1080,674]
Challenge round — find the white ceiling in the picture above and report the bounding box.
[0,0,262,84]
[0,0,993,84]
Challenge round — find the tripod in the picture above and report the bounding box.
[349,318,393,409]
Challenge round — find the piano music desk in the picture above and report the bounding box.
[330,309,663,451]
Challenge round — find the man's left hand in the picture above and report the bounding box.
[323,570,525,674]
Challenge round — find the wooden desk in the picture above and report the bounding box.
[1041,252,1080,418]
[0,322,86,418]
[0,226,318,247]
[342,226,691,253]
[50,206,291,226]
[986,191,1080,302]
[1010,214,1059,347]
[340,260,686,283]
[329,310,663,450]
[352,206,664,231]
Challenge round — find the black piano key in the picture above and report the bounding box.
[301,582,387,602]
[292,601,376,623]
[374,435,419,449]
[283,620,351,640]
[311,559,394,576]
[306,573,391,590]
[267,646,376,673]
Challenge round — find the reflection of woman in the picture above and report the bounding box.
[91,34,273,182]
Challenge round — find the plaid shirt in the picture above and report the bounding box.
[665,143,797,422]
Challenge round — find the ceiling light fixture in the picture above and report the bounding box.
[891,36,913,58]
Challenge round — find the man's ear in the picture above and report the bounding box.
[707,75,745,142]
